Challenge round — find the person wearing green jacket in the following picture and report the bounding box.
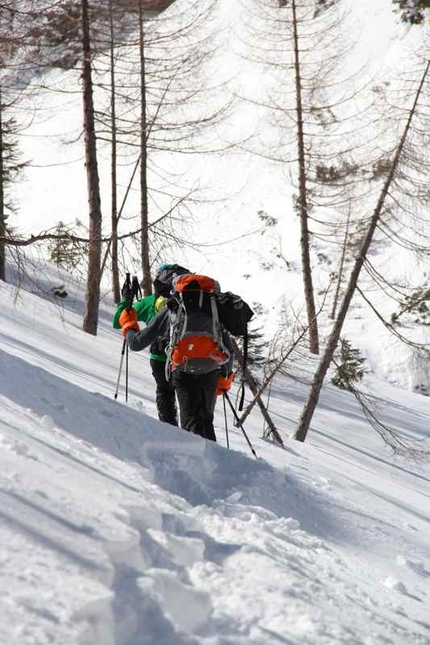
[113,263,190,426]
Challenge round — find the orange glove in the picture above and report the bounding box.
[118,308,140,336]
[216,373,234,396]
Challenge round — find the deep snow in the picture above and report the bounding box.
[1,265,430,645]
[1,0,430,642]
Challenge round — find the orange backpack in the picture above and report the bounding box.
[165,274,230,376]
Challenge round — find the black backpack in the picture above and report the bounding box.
[216,291,254,337]
[217,291,254,410]
[165,274,230,376]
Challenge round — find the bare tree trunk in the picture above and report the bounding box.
[230,338,284,446]
[99,153,141,279]
[292,0,319,354]
[294,61,429,443]
[82,0,103,335]
[109,0,120,303]
[139,0,152,295]
[330,206,351,320]
[0,87,5,282]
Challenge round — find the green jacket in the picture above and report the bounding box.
[113,295,166,362]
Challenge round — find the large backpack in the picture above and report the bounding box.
[216,291,254,410]
[166,274,230,376]
[216,291,254,337]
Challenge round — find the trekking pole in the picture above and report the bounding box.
[223,391,257,458]
[223,393,230,449]
[114,273,141,401]
[125,342,129,402]
[114,339,127,400]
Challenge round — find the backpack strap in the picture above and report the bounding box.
[211,293,231,364]
[164,294,184,380]
[237,326,248,411]
[210,293,221,344]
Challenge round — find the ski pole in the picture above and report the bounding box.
[114,273,131,400]
[126,276,141,402]
[125,342,129,402]
[223,393,230,449]
[223,391,257,458]
[114,272,141,401]
[114,338,127,400]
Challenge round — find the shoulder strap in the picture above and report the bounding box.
[164,295,185,380]
[238,327,248,411]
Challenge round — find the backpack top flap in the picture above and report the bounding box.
[174,273,220,294]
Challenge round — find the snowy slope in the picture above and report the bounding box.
[2,1,430,639]
[1,267,430,644]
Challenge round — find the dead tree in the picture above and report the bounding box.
[294,61,430,443]
[242,0,370,355]
[82,0,103,335]
[138,0,152,295]
[92,0,227,284]
[108,0,120,302]
[291,0,319,354]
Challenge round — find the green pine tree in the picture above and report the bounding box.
[392,0,429,24]
[234,322,267,378]
[332,338,365,391]
[0,103,27,281]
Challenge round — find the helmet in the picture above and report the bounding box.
[153,263,190,297]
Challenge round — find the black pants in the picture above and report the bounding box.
[172,369,219,442]
[150,359,178,426]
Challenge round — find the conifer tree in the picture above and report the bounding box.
[392,0,429,24]
[331,338,365,391]
[0,91,27,282]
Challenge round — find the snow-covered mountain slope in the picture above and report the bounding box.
[1,266,430,644]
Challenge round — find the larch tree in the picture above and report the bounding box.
[93,0,178,300]
[294,60,430,444]
[0,0,182,328]
[137,0,152,295]
[108,0,121,302]
[91,0,227,293]
[0,0,229,313]
[81,0,103,336]
[242,0,374,355]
